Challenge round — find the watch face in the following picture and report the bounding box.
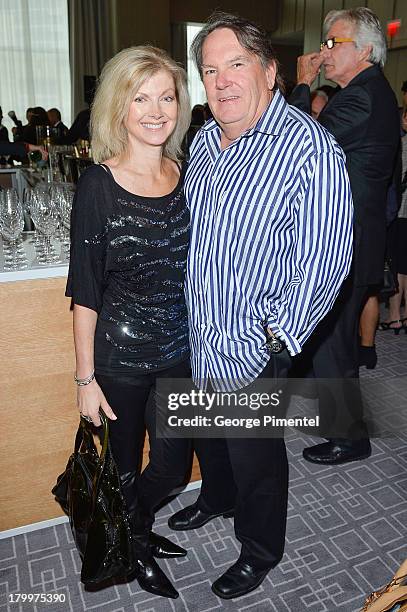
[266,335,284,354]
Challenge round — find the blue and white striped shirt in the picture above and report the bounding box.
[185,90,353,390]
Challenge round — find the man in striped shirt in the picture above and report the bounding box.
[168,12,353,599]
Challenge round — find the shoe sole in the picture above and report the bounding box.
[303,451,371,465]
[211,572,268,600]
[168,510,234,531]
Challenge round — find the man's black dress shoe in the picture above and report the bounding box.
[149,532,187,558]
[168,500,234,531]
[303,440,371,465]
[211,560,270,599]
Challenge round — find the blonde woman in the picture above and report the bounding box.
[66,46,191,599]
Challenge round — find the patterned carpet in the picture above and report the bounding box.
[1,328,406,612]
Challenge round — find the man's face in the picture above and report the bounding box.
[321,19,368,88]
[201,28,276,140]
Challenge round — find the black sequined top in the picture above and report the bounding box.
[66,163,190,375]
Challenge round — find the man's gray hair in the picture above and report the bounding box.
[323,7,387,68]
[190,11,284,92]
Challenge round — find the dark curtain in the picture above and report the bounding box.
[68,0,114,119]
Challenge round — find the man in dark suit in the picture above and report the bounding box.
[47,108,68,143]
[289,7,400,464]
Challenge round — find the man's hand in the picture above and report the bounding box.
[297,53,324,87]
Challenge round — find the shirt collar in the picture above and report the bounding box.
[201,89,288,140]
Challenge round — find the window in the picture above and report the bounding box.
[186,24,206,108]
[0,0,71,137]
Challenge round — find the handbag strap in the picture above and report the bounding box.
[90,411,110,510]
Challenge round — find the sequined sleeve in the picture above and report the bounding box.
[65,167,107,313]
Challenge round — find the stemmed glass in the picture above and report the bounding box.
[0,188,26,270]
[58,186,74,259]
[30,191,60,264]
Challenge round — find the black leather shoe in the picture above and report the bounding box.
[168,500,234,531]
[149,531,187,558]
[133,547,179,599]
[211,560,270,599]
[303,440,371,465]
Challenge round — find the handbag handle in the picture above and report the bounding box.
[85,411,110,511]
[73,411,110,512]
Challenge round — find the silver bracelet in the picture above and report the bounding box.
[74,371,95,386]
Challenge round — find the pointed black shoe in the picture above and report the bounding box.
[211,560,270,599]
[132,548,179,599]
[149,532,187,558]
[303,440,371,465]
[168,500,234,531]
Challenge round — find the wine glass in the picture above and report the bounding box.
[0,189,25,269]
[59,187,74,259]
[30,191,60,264]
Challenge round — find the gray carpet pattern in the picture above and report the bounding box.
[1,330,406,612]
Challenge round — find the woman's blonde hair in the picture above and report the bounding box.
[91,46,190,163]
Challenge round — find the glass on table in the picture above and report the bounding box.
[0,188,26,270]
[29,188,60,264]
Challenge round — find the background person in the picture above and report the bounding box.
[66,45,191,600]
[310,89,328,118]
[47,107,68,142]
[289,7,400,464]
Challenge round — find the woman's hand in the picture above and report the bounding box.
[27,143,48,160]
[77,380,117,426]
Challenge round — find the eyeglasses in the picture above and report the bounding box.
[320,37,354,50]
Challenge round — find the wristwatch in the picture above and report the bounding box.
[265,329,285,354]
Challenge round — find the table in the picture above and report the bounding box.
[0,240,200,531]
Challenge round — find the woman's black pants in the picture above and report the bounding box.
[96,360,191,531]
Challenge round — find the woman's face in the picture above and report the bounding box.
[124,70,178,150]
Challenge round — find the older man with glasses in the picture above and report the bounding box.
[289,8,400,465]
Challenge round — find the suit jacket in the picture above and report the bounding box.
[64,108,90,144]
[289,65,400,286]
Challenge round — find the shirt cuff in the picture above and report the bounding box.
[266,321,302,357]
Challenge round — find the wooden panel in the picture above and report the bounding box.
[393,0,407,48]
[170,0,279,31]
[303,0,324,56]
[383,48,399,98]
[0,277,200,531]
[281,0,297,35]
[344,0,366,8]
[367,0,393,27]
[395,50,407,105]
[296,0,305,32]
[385,48,407,106]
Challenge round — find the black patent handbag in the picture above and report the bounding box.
[52,412,136,586]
